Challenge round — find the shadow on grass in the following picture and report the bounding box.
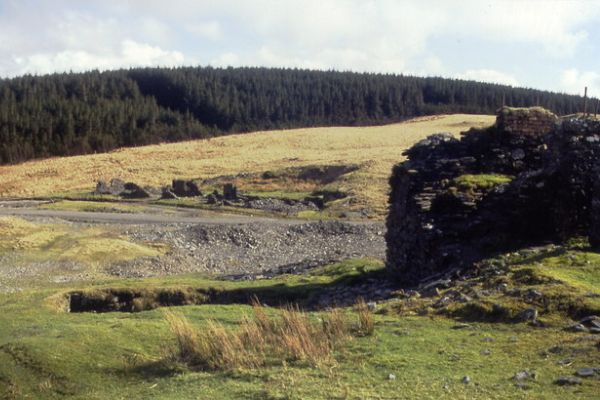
[67,267,388,313]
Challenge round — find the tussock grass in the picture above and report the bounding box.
[354,298,375,336]
[164,302,364,371]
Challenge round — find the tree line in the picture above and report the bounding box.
[0,66,590,164]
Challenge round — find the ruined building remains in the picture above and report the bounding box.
[386,107,600,284]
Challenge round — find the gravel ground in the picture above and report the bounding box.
[0,207,386,291]
[110,220,386,278]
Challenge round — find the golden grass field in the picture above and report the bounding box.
[0,114,494,216]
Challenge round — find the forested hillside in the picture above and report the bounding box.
[0,66,590,164]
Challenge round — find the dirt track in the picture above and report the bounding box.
[0,203,304,225]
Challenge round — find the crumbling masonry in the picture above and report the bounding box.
[386,107,600,284]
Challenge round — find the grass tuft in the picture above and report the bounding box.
[163,302,362,372]
[354,298,375,336]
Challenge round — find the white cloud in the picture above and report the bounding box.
[458,69,520,87]
[446,0,598,58]
[560,68,600,97]
[211,52,240,67]
[0,0,599,92]
[11,40,186,76]
[186,21,222,41]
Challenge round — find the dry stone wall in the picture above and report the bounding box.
[496,107,558,137]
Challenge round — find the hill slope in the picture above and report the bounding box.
[0,66,590,164]
[0,114,495,216]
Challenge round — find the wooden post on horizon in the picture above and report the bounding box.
[502,93,506,108]
[595,98,599,118]
[583,86,588,116]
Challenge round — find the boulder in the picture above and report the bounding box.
[94,178,125,195]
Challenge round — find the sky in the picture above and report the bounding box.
[0,0,599,96]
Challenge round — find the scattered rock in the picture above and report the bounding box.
[120,182,151,199]
[566,323,588,333]
[575,368,597,378]
[515,382,530,390]
[517,308,538,322]
[161,188,178,199]
[115,220,386,281]
[513,370,536,381]
[524,289,543,301]
[557,359,573,366]
[206,194,219,205]
[94,178,125,195]
[496,283,509,292]
[244,197,318,214]
[388,373,396,380]
[554,376,582,386]
[461,376,471,384]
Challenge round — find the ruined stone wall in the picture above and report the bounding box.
[386,108,600,285]
[496,107,558,137]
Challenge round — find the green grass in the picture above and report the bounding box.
[1,250,599,399]
[453,174,513,190]
[38,200,146,214]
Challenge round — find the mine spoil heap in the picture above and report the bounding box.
[386,107,600,285]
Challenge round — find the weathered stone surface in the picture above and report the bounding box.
[223,183,238,200]
[386,108,600,284]
[94,178,125,195]
[172,180,202,197]
[496,107,558,137]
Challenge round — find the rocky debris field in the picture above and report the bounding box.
[110,220,385,278]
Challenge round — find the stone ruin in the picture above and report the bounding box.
[386,107,600,285]
[171,179,202,197]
